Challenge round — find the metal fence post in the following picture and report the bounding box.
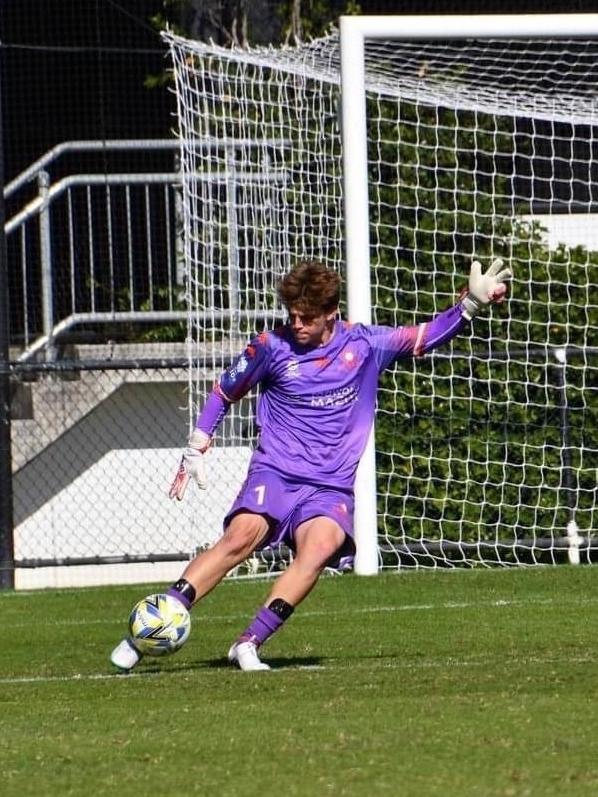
[38,170,56,360]
[0,65,15,589]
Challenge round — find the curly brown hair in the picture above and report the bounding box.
[277,260,341,315]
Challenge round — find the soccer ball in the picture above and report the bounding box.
[128,593,191,657]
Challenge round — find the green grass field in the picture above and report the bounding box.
[2,566,598,797]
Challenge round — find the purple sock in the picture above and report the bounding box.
[167,586,193,611]
[239,606,284,647]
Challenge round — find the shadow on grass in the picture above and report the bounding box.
[120,649,403,676]
[202,655,326,670]
[125,654,326,674]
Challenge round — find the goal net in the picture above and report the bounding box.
[164,18,598,570]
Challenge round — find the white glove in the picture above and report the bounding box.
[168,429,211,501]
[460,257,513,321]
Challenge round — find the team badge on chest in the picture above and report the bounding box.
[286,359,300,379]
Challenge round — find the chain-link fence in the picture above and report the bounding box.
[6,347,279,589]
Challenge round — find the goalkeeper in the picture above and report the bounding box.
[111,257,512,672]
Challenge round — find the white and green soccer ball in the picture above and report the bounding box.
[128,593,191,657]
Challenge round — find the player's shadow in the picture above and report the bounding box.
[109,656,326,677]
[204,655,325,670]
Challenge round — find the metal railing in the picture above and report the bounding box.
[5,140,185,360]
[5,138,290,361]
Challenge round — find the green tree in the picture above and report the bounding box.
[369,96,598,559]
[153,0,360,46]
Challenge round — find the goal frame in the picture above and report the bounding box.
[341,13,598,575]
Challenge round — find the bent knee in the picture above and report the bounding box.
[221,513,269,557]
[294,523,346,571]
[299,542,343,572]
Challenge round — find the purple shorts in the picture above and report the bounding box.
[224,469,355,567]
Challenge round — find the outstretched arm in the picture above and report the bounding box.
[169,334,272,501]
[368,257,513,369]
[413,256,512,353]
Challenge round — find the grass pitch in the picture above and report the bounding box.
[1,566,598,797]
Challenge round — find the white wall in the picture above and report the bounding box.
[15,446,252,589]
[12,378,253,589]
[526,213,598,251]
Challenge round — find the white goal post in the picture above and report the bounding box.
[164,14,598,574]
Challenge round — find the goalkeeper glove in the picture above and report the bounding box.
[460,257,513,321]
[168,428,211,501]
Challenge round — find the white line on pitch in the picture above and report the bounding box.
[1,651,594,686]
[0,667,325,685]
[2,594,597,630]
[0,671,165,685]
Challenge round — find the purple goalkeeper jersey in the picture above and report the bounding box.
[196,303,467,490]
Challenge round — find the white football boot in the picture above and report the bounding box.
[227,640,271,671]
[110,638,142,671]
